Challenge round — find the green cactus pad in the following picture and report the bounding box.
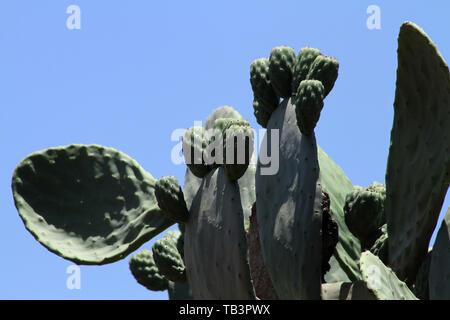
[413,250,431,300]
[168,281,194,300]
[11,144,174,265]
[385,22,450,284]
[321,281,375,300]
[152,230,186,283]
[182,126,212,178]
[184,167,256,299]
[317,148,362,282]
[183,168,202,211]
[268,46,296,98]
[256,98,323,299]
[359,251,418,300]
[155,176,189,223]
[344,183,386,249]
[252,99,271,128]
[429,207,450,299]
[129,249,169,291]
[324,256,351,283]
[292,47,322,94]
[295,79,325,135]
[370,224,389,265]
[250,58,279,113]
[306,55,339,98]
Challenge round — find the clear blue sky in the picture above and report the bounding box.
[0,1,448,299]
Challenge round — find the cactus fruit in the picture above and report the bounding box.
[184,167,256,299]
[11,144,174,265]
[268,46,296,98]
[294,79,325,135]
[222,123,254,182]
[182,126,212,178]
[250,58,279,114]
[204,105,243,130]
[252,99,271,128]
[385,22,450,284]
[152,230,186,283]
[359,251,418,300]
[256,98,323,299]
[292,47,322,94]
[306,55,339,98]
[155,176,189,223]
[344,183,386,250]
[129,249,170,291]
[429,208,450,299]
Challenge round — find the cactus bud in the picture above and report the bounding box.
[306,55,339,98]
[152,230,186,283]
[295,79,325,135]
[155,175,189,223]
[268,46,296,98]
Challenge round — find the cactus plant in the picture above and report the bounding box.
[385,22,449,285]
[9,21,449,301]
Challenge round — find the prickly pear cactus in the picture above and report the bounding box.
[11,144,174,265]
[129,249,170,291]
[429,208,450,299]
[385,21,450,284]
[256,98,323,299]
[152,230,186,283]
[184,167,256,299]
[359,251,418,300]
[155,176,189,223]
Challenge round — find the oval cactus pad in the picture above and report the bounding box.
[12,144,174,265]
